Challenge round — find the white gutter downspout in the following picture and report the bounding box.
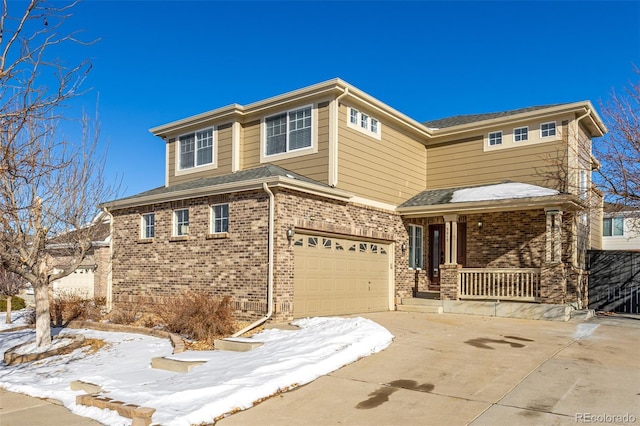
[102,207,114,312]
[328,86,349,187]
[231,182,275,337]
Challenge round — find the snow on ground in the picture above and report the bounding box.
[0,315,394,425]
[0,308,31,331]
[451,182,559,203]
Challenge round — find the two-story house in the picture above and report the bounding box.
[100,79,607,324]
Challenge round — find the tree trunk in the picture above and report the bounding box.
[5,295,11,324]
[34,284,52,347]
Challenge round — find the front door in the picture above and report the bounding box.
[429,224,445,289]
[429,223,467,290]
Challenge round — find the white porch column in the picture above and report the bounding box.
[545,208,563,263]
[443,214,458,265]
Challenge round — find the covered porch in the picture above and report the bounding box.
[398,182,588,306]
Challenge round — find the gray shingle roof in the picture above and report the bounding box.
[107,164,327,204]
[422,104,568,129]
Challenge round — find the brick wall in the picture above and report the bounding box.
[110,187,418,322]
[466,211,546,268]
[93,246,110,299]
[273,188,411,321]
[110,190,270,321]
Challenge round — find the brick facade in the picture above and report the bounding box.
[109,187,421,322]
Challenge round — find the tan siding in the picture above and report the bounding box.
[242,103,329,184]
[242,119,261,170]
[217,124,233,174]
[426,136,568,191]
[338,104,426,205]
[168,125,233,186]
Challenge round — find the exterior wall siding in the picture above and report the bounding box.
[109,187,421,323]
[110,191,270,321]
[272,188,414,321]
[337,104,427,206]
[242,102,330,184]
[464,211,546,268]
[426,136,568,191]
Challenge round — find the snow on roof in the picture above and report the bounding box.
[450,182,559,203]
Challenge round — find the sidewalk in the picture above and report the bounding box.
[0,388,100,426]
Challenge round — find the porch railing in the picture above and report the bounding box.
[459,268,541,302]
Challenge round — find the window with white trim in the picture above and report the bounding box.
[141,213,155,239]
[347,106,381,138]
[265,106,312,156]
[513,126,528,142]
[580,170,588,200]
[210,203,229,234]
[541,121,556,138]
[488,131,502,146]
[179,128,214,170]
[173,209,189,236]
[408,224,423,269]
[603,217,624,237]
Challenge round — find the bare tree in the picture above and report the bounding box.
[0,1,115,348]
[0,267,27,324]
[595,69,640,210]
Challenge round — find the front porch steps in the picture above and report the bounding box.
[397,298,443,314]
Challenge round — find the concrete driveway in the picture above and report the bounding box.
[220,312,640,425]
[1,312,638,425]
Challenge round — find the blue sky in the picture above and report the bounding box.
[38,1,640,197]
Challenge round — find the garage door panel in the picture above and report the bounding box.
[294,234,390,318]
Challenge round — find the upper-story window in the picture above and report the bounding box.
[141,213,155,239]
[488,131,502,146]
[179,128,214,170]
[210,203,229,234]
[541,121,556,138]
[603,217,624,237]
[174,208,189,236]
[265,106,312,156]
[513,126,528,142]
[347,107,381,139]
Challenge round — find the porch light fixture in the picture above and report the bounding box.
[401,242,407,252]
[286,227,295,242]
[477,219,483,229]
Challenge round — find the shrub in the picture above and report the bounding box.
[50,292,102,326]
[0,296,26,311]
[106,305,140,325]
[155,291,235,343]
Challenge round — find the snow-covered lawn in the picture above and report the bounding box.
[0,310,393,425]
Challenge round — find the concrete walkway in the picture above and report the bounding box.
[1,312,638,425]
[0,388,100,426]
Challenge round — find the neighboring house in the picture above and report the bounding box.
[48,212,111,299]
[100,79,607,322]
[602,204,640,251]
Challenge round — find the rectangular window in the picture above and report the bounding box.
[211,204,229,233]
[409,225,423,269]
[360,113,369,129]
[371,118,378,134]
[174,209,189,236]
[580,170,588,200]
[347,107,381,139]
[142,213,155,239]
[265,106,312,156]
[488,131,502,146]
[603,217,624,236]
[350,108,358,125]
[541,122,556,137]
[514,126,528,142]
[179,128,214,170]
